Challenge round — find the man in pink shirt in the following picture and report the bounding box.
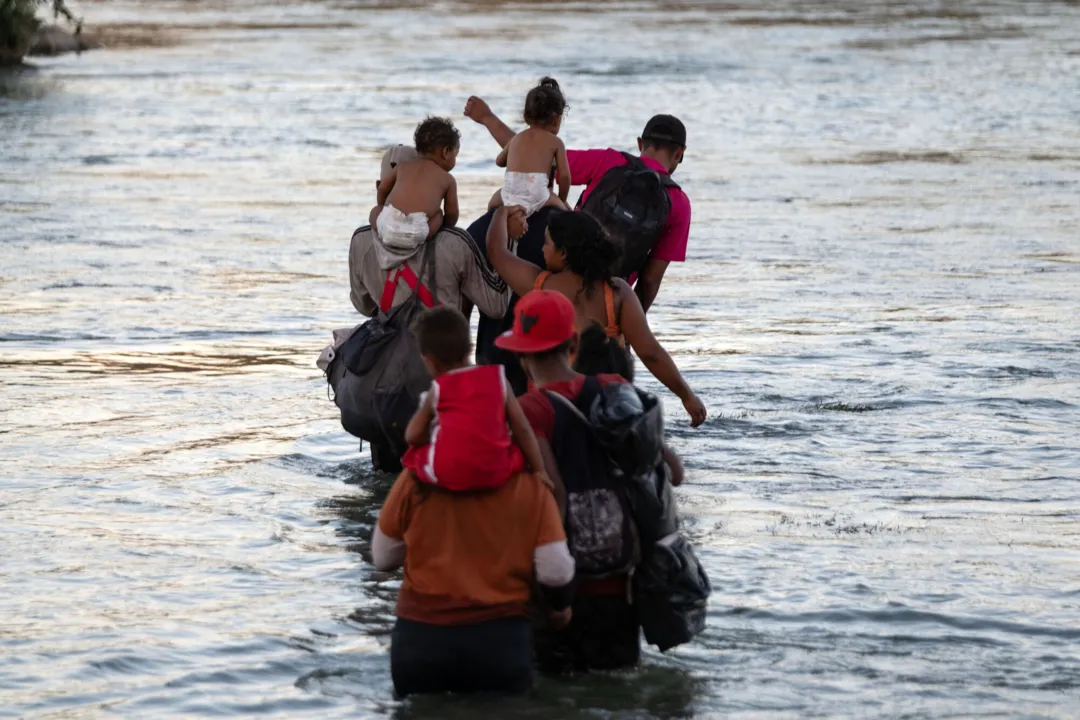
[465,99,690,312]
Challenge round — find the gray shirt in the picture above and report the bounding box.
[349,225,509,319]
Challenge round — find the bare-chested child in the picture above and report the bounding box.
[370,116,460,250]
[487,77,570,217]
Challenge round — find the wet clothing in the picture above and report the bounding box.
[375,469,573,695]
[501,171,551,216]
[520,373,643,672]
[568,149,692,265]
[533,593,641,675]
[391,616,533,697]
[402,365,524,492]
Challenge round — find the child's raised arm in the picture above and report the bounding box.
[496,144,509,168]
[504,381,549,485]
[554,139,570,203]
[442,175,459,228]
[404,390,436,447]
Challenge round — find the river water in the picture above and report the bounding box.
[2,0,1079,716]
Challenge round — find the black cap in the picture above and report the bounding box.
[641,114,686,147]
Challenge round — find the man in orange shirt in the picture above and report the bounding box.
[373,464,573,696]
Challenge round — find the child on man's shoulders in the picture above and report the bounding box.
[370,116,460,249]
[403,307,549,492]
[488,77,571,217]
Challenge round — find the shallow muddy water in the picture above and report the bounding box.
[2,0,1079,716]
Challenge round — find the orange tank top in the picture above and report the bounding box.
[535,271,621,340]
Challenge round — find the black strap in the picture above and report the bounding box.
[575,375,602,415]
[619,152,680,190]
[545,376,603,429]
[418,235,437,300]
[545,389,590,427]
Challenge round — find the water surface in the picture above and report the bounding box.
[2,0,1079,716]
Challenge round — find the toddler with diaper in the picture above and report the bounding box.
[488,78,570,217]
[371,116,460,253]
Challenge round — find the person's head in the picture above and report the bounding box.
[574,323,634,381]
[638,114,686,174]
[414,116,461,171]
[377,144,418,191]
[543,210,621,295]
[412,306,471,376]
[523,77,566,133]
[494,290,578,379]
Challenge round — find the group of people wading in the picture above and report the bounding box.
[321,77,711,698]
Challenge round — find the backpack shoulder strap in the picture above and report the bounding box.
[603,284,619,338]
[546,388,590,427]
[545,377,609,447]
[379,241,438,312]
[535,270,551,291]
[379,269,399,313]
[623,151,681,190]
[576,375,603,412]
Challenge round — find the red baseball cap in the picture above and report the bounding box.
[494,290,576,354]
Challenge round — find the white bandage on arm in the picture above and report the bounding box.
[534,540,575,587]
[371,526,406,571]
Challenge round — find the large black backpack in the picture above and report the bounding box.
[546,381,641,580]
[325,241,436,461]
[578,153,680,279]
[550,377,710,652]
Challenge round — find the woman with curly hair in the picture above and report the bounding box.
[486,206,706,426]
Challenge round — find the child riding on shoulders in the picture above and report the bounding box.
[402,307,550,491]
[371,116,460,252]
[488,77,571,217]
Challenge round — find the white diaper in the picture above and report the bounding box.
[500,172,551,217]
[376,204,430,251]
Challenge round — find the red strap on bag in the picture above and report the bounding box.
[380,262,436,312]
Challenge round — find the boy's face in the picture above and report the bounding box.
[435,144,459,172]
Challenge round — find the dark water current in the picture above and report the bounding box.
[2,0,1079,716]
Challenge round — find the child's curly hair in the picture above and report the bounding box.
[414,116,461,155]
[524,77,567,128]
[546,210,621,297]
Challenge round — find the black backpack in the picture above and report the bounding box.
[551,378,710,652]
[325,241,436,462]
[546,381,641,580]
[578,153,679,279]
